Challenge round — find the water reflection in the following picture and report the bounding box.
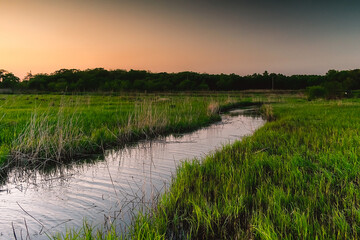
[0,111,265,239]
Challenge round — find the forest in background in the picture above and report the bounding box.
[1,68,360,95]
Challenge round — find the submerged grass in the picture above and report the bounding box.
[128,99,360,239]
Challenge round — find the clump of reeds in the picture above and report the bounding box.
[132,100,169,133]
[260,104,274,121]
[225,95,237,105]
[8,95,224,166]
[11,99,87,164]
[207,102,220,116]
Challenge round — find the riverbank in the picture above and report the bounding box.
[0,93,262,170]
[5,104,264,239]
[127,99,360,239]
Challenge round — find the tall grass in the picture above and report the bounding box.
[11,103,85,163]
[129,99,360,239]
[0,93,255,168]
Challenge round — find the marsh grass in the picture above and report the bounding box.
[207,102,220,116]
[128,99,360,239]
[259,104,274,121]
[1,92,291,239]
[0,93,255,170]
[12,103,85,163]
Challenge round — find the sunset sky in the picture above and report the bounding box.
[1,0,360,79]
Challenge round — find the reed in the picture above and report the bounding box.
[259,104,274,121]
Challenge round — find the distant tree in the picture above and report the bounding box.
[198,81,209,90]
[133,80,147,91]
[0,71,20,89]
[323,81,343,99]
[216,74,233,90]
[0,69,7,78]
[177,79,194,90]
[119,80,131,90]
[307,86,327,100]
[28,74,48,90]
[54,80,67,91]
[343,77,357,90]
[20,67,360,92]
[23,71,33,82]
[326,69,338,82]
[72,78,86,91]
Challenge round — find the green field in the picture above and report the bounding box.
[4,93,359,239]
[0,93,261,169]
[125,98,360,239]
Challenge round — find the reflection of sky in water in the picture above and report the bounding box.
[0,112,265,239]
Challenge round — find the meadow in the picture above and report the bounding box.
[0,93,263,171]
[123,98,360,239]
[5,92,358,239]
[52,96,360,239]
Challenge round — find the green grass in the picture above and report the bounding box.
[9,91,354,239]
[52,222,125,240]
[128,99,360,239]
[0,93,259,168]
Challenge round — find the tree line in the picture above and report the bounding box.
[1,68,360,93]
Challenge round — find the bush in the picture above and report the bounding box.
[307,86,327,100]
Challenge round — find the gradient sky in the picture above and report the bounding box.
[1,0,360,79]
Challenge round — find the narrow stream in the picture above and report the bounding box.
[0,109,265,239]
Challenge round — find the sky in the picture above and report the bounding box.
[1,0,360,79]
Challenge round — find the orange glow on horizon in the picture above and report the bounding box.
[2,1,359,79]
